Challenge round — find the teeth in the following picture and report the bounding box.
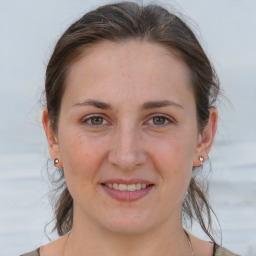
[119,184,127,191]
[105,183,149,191]
[127,184,136,191]
[136,184,142,190]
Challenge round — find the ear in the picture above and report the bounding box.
[42,108,62,167]
[193,107,218,166]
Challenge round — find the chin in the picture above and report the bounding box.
[103,221,151,235]
[98,210,159,235]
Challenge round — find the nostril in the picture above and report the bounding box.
[108,148,147,171]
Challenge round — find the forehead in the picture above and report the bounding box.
[63,40,194,107]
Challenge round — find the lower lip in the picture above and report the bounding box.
[101,185,154,201]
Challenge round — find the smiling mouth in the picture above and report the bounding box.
[101,183,153,192]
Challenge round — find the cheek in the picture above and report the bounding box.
[147,131,197,194]
[149,133,196,171]
[58,129,108,189]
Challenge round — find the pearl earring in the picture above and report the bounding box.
[54,158,59,166]
[199,156,204,165]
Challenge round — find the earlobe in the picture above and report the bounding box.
[54,157,63,168]
[42,108,61,161]
[193,156,205,167]
[193,107,218,166]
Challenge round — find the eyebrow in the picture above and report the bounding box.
[73,99,112,109]
[140,100,184,110]
[72,99,183,110]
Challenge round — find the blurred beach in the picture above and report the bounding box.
[0,0,255,255]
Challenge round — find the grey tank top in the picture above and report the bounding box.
[20,244,240,256]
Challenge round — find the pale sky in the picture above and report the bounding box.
[0,0,256,154]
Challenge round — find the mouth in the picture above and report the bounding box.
[100,181,154,201]
[101,183,153,192]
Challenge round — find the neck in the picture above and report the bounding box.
[64,208,192,256]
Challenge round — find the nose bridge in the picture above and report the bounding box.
[108,121,146,170]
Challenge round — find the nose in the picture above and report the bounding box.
[107,126,147,171]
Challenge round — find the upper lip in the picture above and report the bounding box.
[100,179,153,185]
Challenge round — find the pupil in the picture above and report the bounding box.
[153,117,165,124]
[92,117,102,125]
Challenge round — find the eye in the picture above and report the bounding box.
[146,115,173,126]
[152,116,168,125]
[83,115,107,126]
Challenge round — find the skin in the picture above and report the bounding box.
[42,40,217,256]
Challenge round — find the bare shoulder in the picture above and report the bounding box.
[39,235,67,256]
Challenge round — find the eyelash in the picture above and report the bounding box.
[82,114,173,127]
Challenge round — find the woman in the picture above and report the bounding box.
[21,2,239,256]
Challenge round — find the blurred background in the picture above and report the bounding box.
[0,0,255,255]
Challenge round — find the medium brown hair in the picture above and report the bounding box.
[45,1,220,242]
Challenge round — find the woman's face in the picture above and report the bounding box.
[45,40,213,234]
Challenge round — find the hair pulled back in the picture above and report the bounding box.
[45,1,220,242]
